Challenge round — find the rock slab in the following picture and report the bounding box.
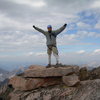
[9,76,62,91]
[62,74,80,86]
[8,65,80,91]
[22,66,79,78]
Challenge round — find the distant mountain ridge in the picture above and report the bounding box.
[0,68,9,82]
[0,66,27,82]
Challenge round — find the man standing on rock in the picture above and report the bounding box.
[33,24,67,68]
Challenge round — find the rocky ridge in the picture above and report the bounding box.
[0,65,100,100]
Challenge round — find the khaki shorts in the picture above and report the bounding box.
[47,45,58,55]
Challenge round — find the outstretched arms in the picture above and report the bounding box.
[54,24,67,35]
[33,25,46,35]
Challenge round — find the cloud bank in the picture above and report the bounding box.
[0,0,100,70]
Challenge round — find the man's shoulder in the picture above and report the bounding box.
[40,31,48,35]
[52,30,55,32]
[44,31,49,34]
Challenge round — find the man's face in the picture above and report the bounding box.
[48,27,52,32]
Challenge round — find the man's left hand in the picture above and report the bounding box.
[64,24,67,27]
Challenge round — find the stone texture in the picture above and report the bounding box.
[62,74,80,86]
[9,92,21,100]
[7,85,76,100]
[9,76,62,91]
[72,79,100,100]
[8,65,79,91]
[79,67,89,81]
[1,65,100,100]
[89,66,100,79]
[8,79,100,100]
[22,66,79,78]
[26,65,45,72]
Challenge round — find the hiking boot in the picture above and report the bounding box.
[55,63,62,68]
[46,64,51,68]
[54,63,59,68]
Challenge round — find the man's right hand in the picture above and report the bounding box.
[33,25,36,28]
[64,24,67,27]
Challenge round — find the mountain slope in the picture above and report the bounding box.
[0,68,9,82]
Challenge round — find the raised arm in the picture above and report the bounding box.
[54,24,67,35]
[33,25,46,35]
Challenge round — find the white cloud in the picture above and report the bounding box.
[0,13,32,30]
[58,31,100,46]
[76,31,100,38]
[76,50,86,54]
[0,74,3,77]
[83,61,100,68]
[0,29,99,54]
[91,0,100,8]
[32,1,46,7]
[0,49,100,69]
[60,51,100,66]
[25,52,35,56]
[36,52,46,56]
[0,0,96,31]
[93,49,100,54]
[12,0,46,8]
[77,22,91,29]
[57,34,79,46]
[24,51,47,57]
[91,49,100,56]
[0,31,46,52]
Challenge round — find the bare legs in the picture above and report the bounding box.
[53,53,59,64]
[47,46,59,67]
[48,54,51,65]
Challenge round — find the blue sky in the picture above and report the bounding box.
[0,0,100,70]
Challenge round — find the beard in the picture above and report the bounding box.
[48,30,52,33]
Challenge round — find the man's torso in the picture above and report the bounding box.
[45,31,57,46]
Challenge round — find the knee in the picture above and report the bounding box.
[53,52,58,56]
[52,49,58,55]
[47,50,52,55]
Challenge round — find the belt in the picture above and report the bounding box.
[47,45,56,47]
